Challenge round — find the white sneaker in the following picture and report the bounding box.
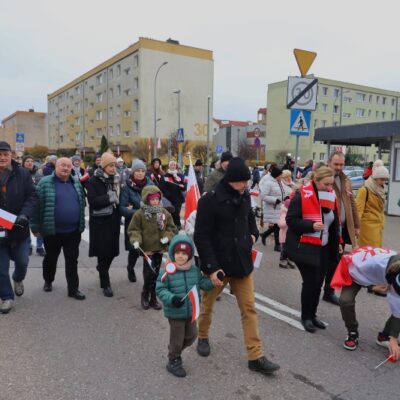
[0,299,14,314]
[13,280,24,297]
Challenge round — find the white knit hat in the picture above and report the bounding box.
[372,165,389,179]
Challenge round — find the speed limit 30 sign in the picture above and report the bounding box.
[287,77,318,111]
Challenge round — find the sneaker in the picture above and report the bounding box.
[248,356,280,374]
[36,248,46,257]
[279,260,289,269]
[343,331,359,351]
[197,338,211,357]
[13,280,24,297]
[166,357,186,378]
[287,259,296,269]
[0,299,14,314]
[376,332,390,349]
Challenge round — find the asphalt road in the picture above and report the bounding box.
[1,216,400,400]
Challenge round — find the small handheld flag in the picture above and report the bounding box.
[0,208,17,230]
[374,354,396,370]
[181,285,200,322]
[137,246,157,274]
[252,249,263,269]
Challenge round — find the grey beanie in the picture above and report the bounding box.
[71,155,81,162]
[131,159,147,172]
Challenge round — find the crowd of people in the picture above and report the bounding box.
[1,139,399,379]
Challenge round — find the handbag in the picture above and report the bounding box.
[91,204,114,217]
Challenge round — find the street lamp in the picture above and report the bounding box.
[173,90,181,165]
[205,96,211,174]
[153,61,168,158]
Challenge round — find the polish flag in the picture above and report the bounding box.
[188,285,200,322]
[0,208,17,230]
[184,158,201,226]
[252,248,263,269]
[157,137,162,149]
[318,191,336,210]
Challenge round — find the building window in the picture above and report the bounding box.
[96,93,103,103]
[382,111,386,118]
[116,105,121,116]
[319,152,325,161]
[96,128,102,137]
[124,67,131,75]
[356,108,365,117]
[368,109,372,117]
[109,69,113,80]
[109,88,113,99]
[356,93,366,102]
[343,96,352,103]
[75,132,81,141]
[392,98,396,106]
[376,95,380,104]
[109,107,113,118]
[322,104,328,112]
[75,85,81,94]
[382,97,387,105]
[124,130,131,137]
[343,113,351,118]
[392,113,395,120]
[96,74,104,85]
[312,152,316,160]
[134,99,139,111]
[109,126,113,136]
[333,121,339,127]
[321,120,327,127]
[116,124,121,135]
[85,98,88,107]
[322,87,328,96]
[333,88,340,98]
[116,65,121,76]
[124,89,131,96]
[75,117,81,126]
[123,110,131,117]
[376,111,379,118]
[116,85,121,96]
[134,78,139,90]
[333,105,339,114]
[96,111,103,120]
[314,119,318,127]
[134,121,139,132]
[369,94,373,103]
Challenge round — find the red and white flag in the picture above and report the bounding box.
[252,248,263,269]
[157,137,162,150]
[184,158,201,227]
[0,208,17,230]
[318,191,336,210]
[187,285,200,322]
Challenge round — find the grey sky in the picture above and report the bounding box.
[1,0,399,122]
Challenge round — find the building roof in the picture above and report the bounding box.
[258,108,267,114]
[314,120,400,147]
[213,119,254,128]
[2,111,46,125]
[48,37,213,100]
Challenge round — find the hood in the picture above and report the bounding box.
[141,185,162,202]
[168,234,195,261]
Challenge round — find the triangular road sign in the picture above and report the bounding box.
[293,49,317,77]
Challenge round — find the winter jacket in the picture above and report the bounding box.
[161,172,186,208]
[356,187,385,247]
[86,174,120,258]
[31,173,85,237]
[128,186,177,254]
[119,177,153,251]
[333,171,360,248]
[43,162,55,176]
[285,187,340,268]
[204,168,225,192]
[146,167,164,187]
[156,235,214,320]
[0,160,38,241]
[194,179,259,278]
[259,174,285,224]
[26,166,42,186]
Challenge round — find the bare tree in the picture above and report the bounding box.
[238,139,256,160]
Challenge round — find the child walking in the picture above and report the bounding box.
[277,198,295,269]
[128,186,177,310]
[156,234,214,378]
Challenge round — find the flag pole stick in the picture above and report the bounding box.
[181,285,196,301]
[374,354,394,370]
[137,246,157,274]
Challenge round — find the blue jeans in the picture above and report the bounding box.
[0,237,30,300]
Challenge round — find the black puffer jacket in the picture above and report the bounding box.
[194,179,259,278]
[0,160,38,241]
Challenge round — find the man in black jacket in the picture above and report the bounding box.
[0,142,38,314]
[194,157,280,375]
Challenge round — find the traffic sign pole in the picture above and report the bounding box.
[293,136,300,182]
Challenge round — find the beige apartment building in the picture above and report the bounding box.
[266,77,400,163]
[1,110,47,154]
[47,37,214,160]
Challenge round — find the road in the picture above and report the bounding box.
[1,216,400,400]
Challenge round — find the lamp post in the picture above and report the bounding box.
[173,90,181,165]
[153,61,168,158]
[206,95,211,174]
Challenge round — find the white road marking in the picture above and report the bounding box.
[254,292,301,318]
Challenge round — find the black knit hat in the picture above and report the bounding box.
[22,154,34,167]
[151,158,161,165]
[195,159,203,167]
[224,157,251,182]
[220,151,233,163]
[270,166,282,179]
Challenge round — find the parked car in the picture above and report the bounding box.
[344,169,365,189]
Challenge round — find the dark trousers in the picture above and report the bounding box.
[262,223,280,246]
[97,256,115,288]
[296,246,330,320]
[168,319,198,360]
[128,249,139,268]
[171,204,182,229]
[43,231,81,291]
[143,252,162,293]
[324,253,339,295]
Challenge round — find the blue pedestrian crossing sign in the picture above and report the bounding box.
[215,145,223,155]
[289,109,311,136]
[176,128,184,143]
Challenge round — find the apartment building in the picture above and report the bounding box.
[47,37,214,157]
[1,109,47,154]
[266,77,400,163]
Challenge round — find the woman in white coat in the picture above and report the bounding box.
[259,167,285,251]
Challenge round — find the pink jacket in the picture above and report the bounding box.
[278,206,288,244]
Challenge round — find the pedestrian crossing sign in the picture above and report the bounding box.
[289,109,311,136]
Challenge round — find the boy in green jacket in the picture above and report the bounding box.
[156,234,214,378]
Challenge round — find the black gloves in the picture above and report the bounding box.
[171,296,184,308]
[275,198,282,206]
[15,214,29,228]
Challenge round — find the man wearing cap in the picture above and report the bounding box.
[43,155,57,176]
[194,157,280,375]
[31,158,86,300]
[203,151,233,192]
[0,141,38,313]
[325,151,360,305]
[194,159,205,194]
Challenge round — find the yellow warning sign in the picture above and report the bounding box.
[293,49,317,77]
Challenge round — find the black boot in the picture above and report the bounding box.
[127,265,137,283]
[149,291,162,310]
[141,291,150,310]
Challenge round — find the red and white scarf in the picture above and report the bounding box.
[300,182,337,246]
